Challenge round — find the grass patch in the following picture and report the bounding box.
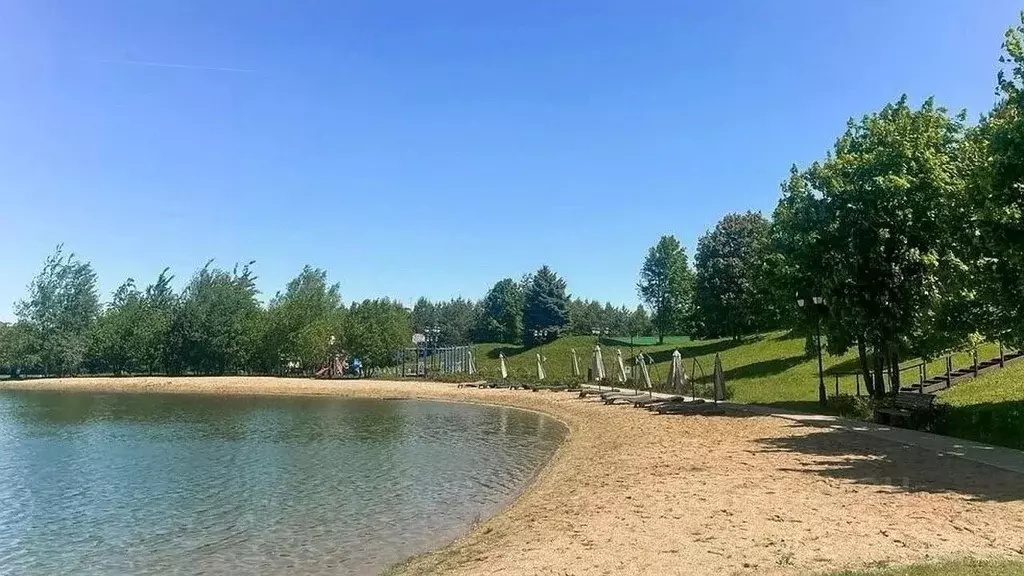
[473,333,1000,412]
[826,559,1024,576]
[936,359,1024,450]
[602,335,692,346]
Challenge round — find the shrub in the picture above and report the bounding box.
[827,394,874,420]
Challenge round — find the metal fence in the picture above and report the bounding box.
[388,346,474,377]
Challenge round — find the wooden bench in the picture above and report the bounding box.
[874,393,936,427]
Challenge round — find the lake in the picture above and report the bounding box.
[0,390,565,575]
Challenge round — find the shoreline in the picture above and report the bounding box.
[3,376,1024,575]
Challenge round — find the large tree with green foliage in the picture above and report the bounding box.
[781,96,974,397]
[693,212,778,340]
[0,322,38,375]
[410,297,438,335]
[0,323,16,372]
[166,261,263,374]
[637,235,693,343]
[140,269,177,373]
[15,246,100,375]
[522,266,569,345]
[345,298,412,371]
[968,14,1024,347]
[628,305,654,337]
[476,278,524,344]
[566,298,602,336]
[86,279,148,374]
[434,298,478,346]
[266,266,345,373]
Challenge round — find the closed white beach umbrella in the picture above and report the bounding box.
[666,349,687,393]
[467,349,477,375]
[571,348,581,378]
[615,349,627,384]
[713,353,725,402]
[590,346,606,382]
[536,353,546,381]
[637,353,653,390]
[499,352,508,380]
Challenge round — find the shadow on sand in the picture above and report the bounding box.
[756,420,1024,502]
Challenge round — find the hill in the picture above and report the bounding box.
[474,333,999,411]
[937,358,1024,450]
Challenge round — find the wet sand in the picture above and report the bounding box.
[4,376,1024,575]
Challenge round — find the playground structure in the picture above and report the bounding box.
[394,346,475,377]
[314,354,349,379]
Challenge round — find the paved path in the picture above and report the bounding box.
[581,385,1024,476]
[732,402,1024,476]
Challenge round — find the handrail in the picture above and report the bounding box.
[690,357,707,397]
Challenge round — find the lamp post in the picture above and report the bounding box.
[423,326,440,376]
[798,294,827,407]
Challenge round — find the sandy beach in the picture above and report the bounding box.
[3,376,1023,575]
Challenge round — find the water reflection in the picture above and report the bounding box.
[0,390,565,575]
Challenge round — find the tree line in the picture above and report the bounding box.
[0,251,648,376]
[410,279,653,346]
[0,252,414,376]
[633,14,1024,399]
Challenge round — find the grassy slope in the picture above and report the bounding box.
[937,358,1024,450]
[474,333,999,412]
[826,559,1024,576]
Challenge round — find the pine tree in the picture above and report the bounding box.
[522,266,569,345]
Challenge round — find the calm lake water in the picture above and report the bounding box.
[0,390,565,575]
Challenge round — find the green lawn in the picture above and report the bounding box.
[826,559,1024,576]
[936,358,1024,450]
[474,333,1023,449]
[475,333,1023,448]
[602,335,692,346]
[473,332,1001,413]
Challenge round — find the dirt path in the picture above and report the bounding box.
[4,377,1024,575]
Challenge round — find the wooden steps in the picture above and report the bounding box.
[898,350,1023,395]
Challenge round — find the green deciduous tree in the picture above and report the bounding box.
[0,322,39,375]
[566,298,601,336]
[435,298,478,346]
[86,279,147,374]
[410,297,438,335]
[167,261,262,374]
[141,269,177,373]
[15,246,100,375]
[693,213,778,340]
[523,266,569,345]
[638,235,694,343]
[969,14,1024,347]
[629,305,654,337]
[605,303,633,335]
[782,97,974,397]
[345,298,412,371]
[267,266,345,373]
[476,278,524,344]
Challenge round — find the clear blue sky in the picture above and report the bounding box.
[1,1,1019,320]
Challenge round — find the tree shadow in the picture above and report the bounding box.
[628,339,747,365]
[756,400,844,415]
[756,420,1024,502]
[485,345,525,359]
[720,355,806,381]
[653,408,760,420]
[772,329,802,341]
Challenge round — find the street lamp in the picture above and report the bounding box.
[797,294,827,407]
[422,326,440,377]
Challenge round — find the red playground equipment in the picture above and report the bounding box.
[314,355,347,379]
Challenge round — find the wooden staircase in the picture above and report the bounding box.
[900,350,1024,395]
